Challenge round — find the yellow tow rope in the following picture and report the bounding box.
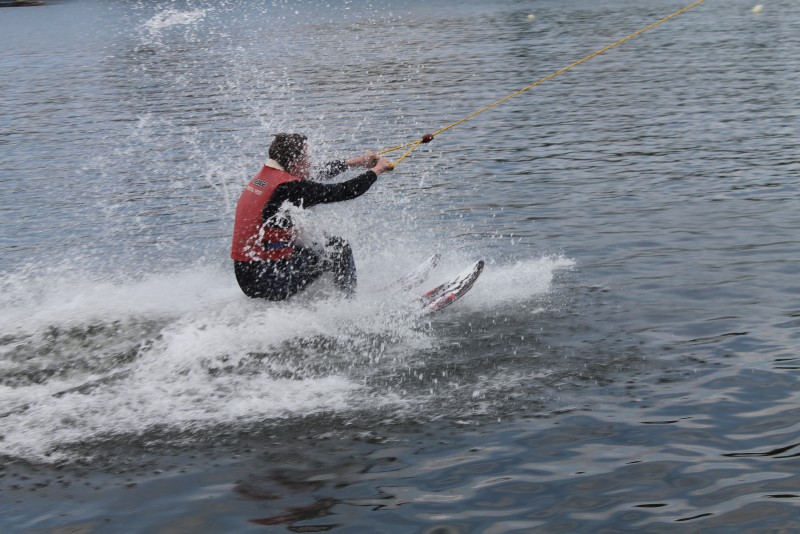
[380,0,707,169]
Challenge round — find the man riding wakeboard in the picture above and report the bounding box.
[231,133,393,301]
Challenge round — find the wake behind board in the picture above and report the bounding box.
[419,260,484,313]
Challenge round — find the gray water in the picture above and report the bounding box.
[2,0,799,532]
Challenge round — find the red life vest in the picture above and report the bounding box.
[230,165,301,262]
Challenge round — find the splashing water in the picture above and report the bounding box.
[0,0,578,464]
[143,8,208,33]
[0,254,571,463]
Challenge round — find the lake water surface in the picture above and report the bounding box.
[1,0,799,532]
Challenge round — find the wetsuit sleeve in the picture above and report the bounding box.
[316,160,349,181]
[263,171,378,221]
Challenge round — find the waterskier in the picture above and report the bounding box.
[231,133,393,301]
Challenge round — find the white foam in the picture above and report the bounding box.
[0,254,571,462]
[0,372,361,463]
[0,264,236,338]
[467,255,575,310]
[143,8,208,33]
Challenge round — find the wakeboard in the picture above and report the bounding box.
[419,260,484,313]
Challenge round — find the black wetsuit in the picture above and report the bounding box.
[234,161,378,301]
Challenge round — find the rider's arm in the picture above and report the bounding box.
[316,160,349,181]
[282,171,378,207]
[317,153,379,181]
[263,171,378,221]
[263,157,391,221]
